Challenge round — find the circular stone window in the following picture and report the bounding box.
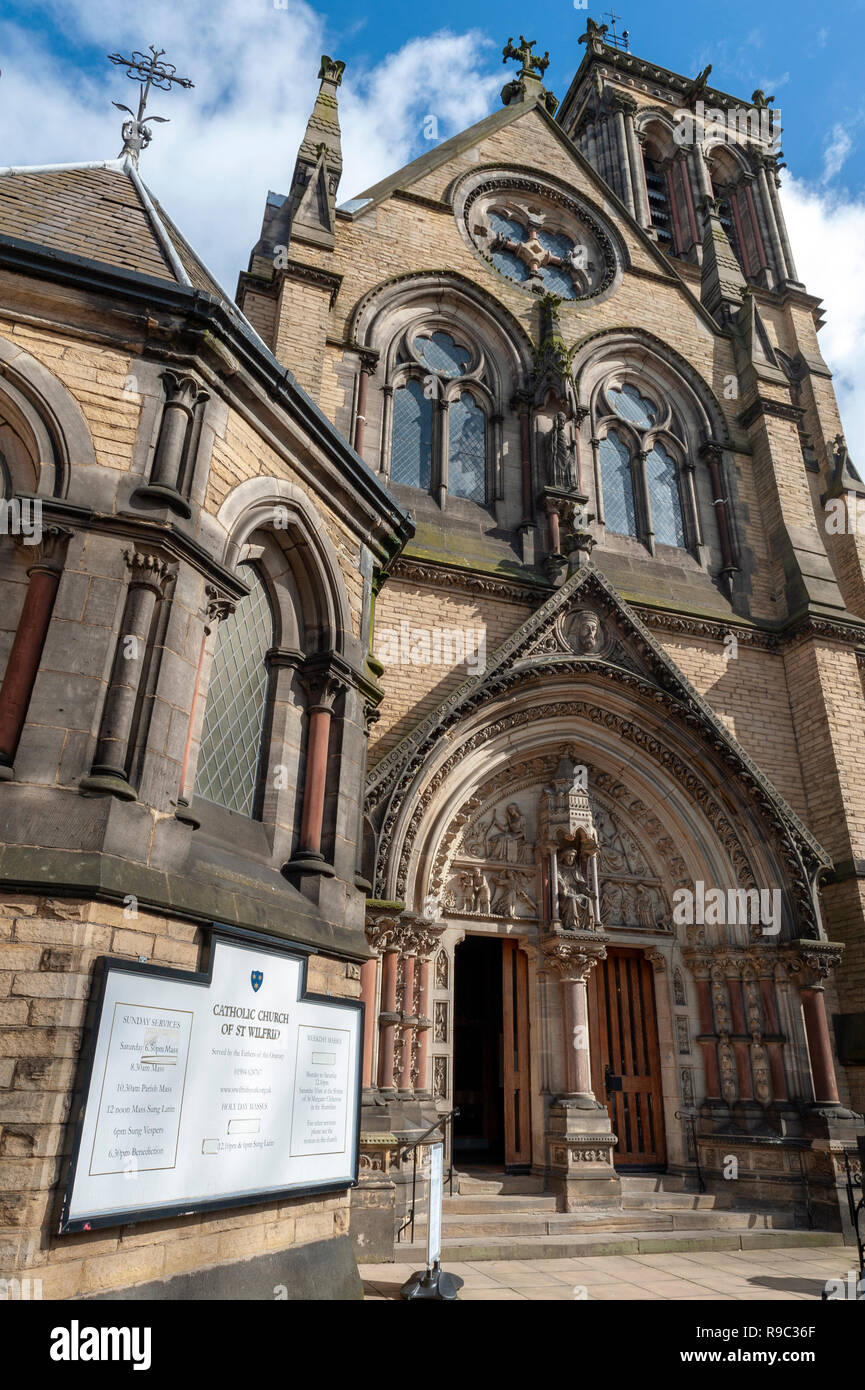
[454,171,622,303]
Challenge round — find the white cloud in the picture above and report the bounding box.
[821,122,854,183]
[782,175,865,462]
[0,2,498,292]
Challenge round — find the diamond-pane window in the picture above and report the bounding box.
[448,392,486,502]
[196,564,273,816]
[414,332,471,377]
[391,379,432,489]
[600,430,637,537]
[646,441,686,547]
[609,383,658,429]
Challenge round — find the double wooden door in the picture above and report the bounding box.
[589,947,666,1166]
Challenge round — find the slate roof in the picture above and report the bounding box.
[0,156,227,301]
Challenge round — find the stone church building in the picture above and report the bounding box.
[1,23,864,1296]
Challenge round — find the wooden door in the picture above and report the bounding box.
[502,940,531,1170]
[589,948,666,1167]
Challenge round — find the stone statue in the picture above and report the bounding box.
[556,848,596,931]
[547,412,578,491]
[472,867,491,914]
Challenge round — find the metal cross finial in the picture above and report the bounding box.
[107,45,194,164]
[602,11,630,52]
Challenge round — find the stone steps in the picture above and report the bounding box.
[382,1228,843,1265]
[415,1205,800,1239]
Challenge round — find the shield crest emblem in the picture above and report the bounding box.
[250,970,263,993]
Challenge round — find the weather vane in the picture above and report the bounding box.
[107,45,194,164]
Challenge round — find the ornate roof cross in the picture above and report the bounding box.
[108,45,194,164]
[502,35,550,79]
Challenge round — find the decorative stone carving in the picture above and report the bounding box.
[674,967,687,1007]
[680,1068,695,1106]
[435,949,449,989]
[676,1017,690,1054]
[434,1001,447,1043]
[433,1056,447,1099]
[547,412,579,491]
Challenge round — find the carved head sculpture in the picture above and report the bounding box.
[573,610,601,654]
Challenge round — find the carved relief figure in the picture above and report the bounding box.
[492,868,536,917]
[487,802,533,863]
[557,847,596,931]
[472,867,491,914]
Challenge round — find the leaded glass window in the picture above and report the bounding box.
[196,564,273,817]
[391,378,432,489]
[646,441,685,547]
[599,430,637,538]
[414,332,471,378]
[609,383,657,429]
[448,392,486,502]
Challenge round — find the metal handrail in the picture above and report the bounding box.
[674,1108,705,1193]
[396,1108,460,1245]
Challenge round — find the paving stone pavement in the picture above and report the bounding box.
[361,1246,859,1301]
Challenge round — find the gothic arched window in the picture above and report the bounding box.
[596,379,688,553]
[196,563,274,817]
[643,155,673,249]
[389,326,489,506]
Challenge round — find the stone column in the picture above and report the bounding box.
[755,157,789,283]
[397,944,417,1097]
[677,151,701,258]
[139,370,208,517]
[352,353,377,458]
[284,661,346,874]
[542,930,619,1211]
[80,550,174,801]
[785,942,845,1106]
[359,955,378,1095]
[413,921,444,1099]
[610,95,636,218]
[0,526,72,779]
[377,936,401,1096]
[700,441,737,593]
[765,158,800,282]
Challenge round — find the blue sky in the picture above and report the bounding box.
[1,1,864,452]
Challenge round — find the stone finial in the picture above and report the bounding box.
[699,194,746,322]
[285,55,347,250]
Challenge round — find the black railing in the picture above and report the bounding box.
[843,1144,864,1282]
[396,1108,460,1245]
[674,1108,705,1193]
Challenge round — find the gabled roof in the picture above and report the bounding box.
[0,156,227,303]
[336,91,724,337]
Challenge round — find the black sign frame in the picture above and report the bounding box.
[58,922,363,1234]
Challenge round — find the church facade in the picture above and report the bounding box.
[236,28,865,1253]
[1,23,864,1297]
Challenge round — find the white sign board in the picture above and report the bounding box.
[427,1142,444,1266]
[61,929,361,1232]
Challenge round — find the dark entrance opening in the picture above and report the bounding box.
[453,935,504,1165]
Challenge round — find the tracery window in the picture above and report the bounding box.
[196,563,274,817]
[389,326,489,506]
[596,378,689,553]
